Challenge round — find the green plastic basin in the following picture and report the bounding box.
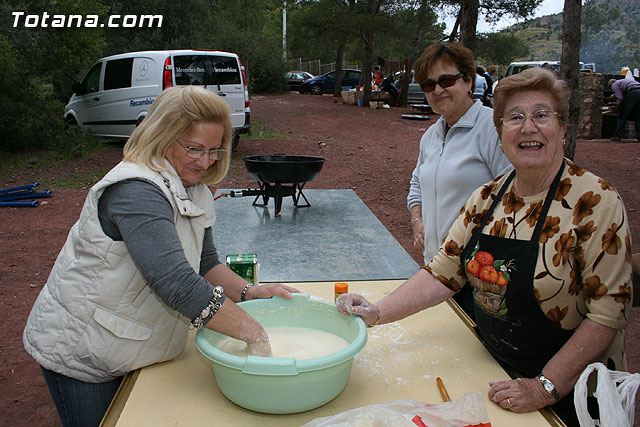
[195,293,367,414]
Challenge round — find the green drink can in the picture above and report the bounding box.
[226,254,259,285]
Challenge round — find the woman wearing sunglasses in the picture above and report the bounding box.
[407,42,512,318]
[23,86,298,427]
[339,68,632,426]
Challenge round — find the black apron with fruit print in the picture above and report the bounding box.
[460,161,574,378]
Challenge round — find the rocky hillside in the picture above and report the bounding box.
[499,0,639,74]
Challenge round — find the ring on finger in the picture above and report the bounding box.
[506,398,513,407]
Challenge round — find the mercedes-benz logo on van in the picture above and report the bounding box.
[139,60,149,77]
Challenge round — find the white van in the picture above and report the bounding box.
[504,61,585,77]
[64,49,250,147]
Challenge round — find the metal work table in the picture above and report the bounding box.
[212,189,419,282]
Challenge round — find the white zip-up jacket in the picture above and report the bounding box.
[23,160,215,382]
[407,100,512,264]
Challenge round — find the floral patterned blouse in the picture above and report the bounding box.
[425,159,632,369]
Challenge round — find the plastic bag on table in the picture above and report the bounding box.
[574,362,640,427]
[301,392,491,427]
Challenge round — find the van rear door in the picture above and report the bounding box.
[172,53,246,130]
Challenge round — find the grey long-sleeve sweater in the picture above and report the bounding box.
[98,178,221,321]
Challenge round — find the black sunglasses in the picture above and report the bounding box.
[419,73,465,92]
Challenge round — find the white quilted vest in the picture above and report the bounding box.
[23,160,215,382]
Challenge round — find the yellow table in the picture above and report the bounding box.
[102,281,564,426]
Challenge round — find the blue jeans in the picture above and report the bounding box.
[41,367,123,427]
[615,88,640,140]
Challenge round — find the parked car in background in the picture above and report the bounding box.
[393,71,426,103]
[300,69,361,95]
[504,60,586,77]
[64,49,250,148]
[284,71,314,91]
[581,63,597,72]
[505,61,559,77]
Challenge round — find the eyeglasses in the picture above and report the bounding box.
[500,110,560,129]
[419,73,465,92]
[177,140,227,161]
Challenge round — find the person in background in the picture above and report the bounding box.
[607,77,640,142]
[473,66,489,105]
[486,65,497,82]
[483,66,495,106]
[339,68,632,427]
[373,66,384,89]
[380,74,399,104]
[407,42,512,319]
[23,86,298,427]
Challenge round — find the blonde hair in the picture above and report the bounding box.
[123,86,233,185]
[493,68,569,137]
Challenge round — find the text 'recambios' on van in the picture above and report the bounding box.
[130,99,155,107]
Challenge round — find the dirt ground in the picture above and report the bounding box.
[1,92,639,426]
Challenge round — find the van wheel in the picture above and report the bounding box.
[65,117,78,128]
[310,84,322,95]
[65,117,79,133]
[232,133,240,150]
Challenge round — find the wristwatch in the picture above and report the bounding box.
[536,374,560,400]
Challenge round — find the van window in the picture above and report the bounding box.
[104,58,133,91]
[173,55,240,86]
[81,62,102,94]
[509,66,524,76]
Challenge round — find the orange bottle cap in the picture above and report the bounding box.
[335,283,348,293]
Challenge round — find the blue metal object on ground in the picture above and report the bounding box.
[0,182,40,195]
[0,200,40,207]
[0,182,52,207]
[0,190,52,202]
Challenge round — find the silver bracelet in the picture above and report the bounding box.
[241,283,254,301]
[191,286,225,330]
[412,217,422,225]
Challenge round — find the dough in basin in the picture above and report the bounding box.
[216,326,349,359]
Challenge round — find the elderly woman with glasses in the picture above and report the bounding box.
[407,42,512,319]
[338,68,632,426]
[23,86,298,427]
